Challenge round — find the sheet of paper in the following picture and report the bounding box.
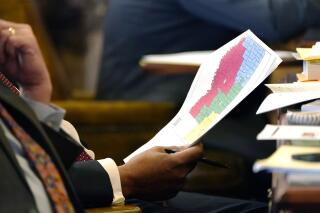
[257,124,320,140]
[256,92,320,114]
[253,145,320,173]
[125,30,282,162]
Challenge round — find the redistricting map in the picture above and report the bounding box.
[125,30,281,162]
[185,36,266,143]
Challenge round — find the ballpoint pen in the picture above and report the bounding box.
[165,148,229,169]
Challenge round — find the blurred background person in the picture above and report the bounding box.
[96,0,320,103]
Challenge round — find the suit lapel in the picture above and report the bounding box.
[41,123,83,169]
[0,84,47,134]
[0,84,37,120]
[0,124,31,191]
[0,84,65,158]
[0,84,82,168]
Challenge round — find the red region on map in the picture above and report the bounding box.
[190,38,246,117]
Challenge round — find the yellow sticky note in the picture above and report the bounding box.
[296,47,320,60]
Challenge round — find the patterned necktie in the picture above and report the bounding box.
[0,103,75,213]
[76,150,92,161]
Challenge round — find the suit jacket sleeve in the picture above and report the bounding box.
[42,124,114,207]
[68,160,114,208]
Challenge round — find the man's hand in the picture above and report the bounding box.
[0,20,52,103]
[118,144,203,201]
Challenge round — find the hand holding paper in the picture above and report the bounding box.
[119,144,203,200]
[125,30,282,162]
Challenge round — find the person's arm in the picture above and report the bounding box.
[23,97,124,206]
[178,0,314,41]
[0,19,120,207]
[0,19,204,207]
[25,98,202,205]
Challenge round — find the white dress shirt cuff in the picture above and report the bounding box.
[98,158,125,205]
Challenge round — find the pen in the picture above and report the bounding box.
[164,149,229,169]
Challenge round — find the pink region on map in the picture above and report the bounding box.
[190,38,246,117]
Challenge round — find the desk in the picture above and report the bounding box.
[140,62,199,74]
[86,205,141,213]
[139,50,209,74]
[140,50,299,75]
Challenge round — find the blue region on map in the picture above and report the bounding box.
[235,37,266,85]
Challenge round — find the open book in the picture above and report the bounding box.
[125,30,282,162]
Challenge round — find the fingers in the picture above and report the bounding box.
[0,20,34,64]
[0,20,20,29]
[0,29,11,63]
[5,33,26,59]
[154,143,203,164]
[170,143,203,164]
[0,29,22,74]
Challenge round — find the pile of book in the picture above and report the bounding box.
[254,100,320,174]
[253,99,320,211]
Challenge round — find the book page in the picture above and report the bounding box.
[125,30,282,162]
[257,124,320,140]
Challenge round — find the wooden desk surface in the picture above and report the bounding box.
[140,61,199,74]
[140,50,299,75]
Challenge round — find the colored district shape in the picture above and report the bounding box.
[190,36,266,123]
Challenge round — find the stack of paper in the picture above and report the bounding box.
[255,107,320,174]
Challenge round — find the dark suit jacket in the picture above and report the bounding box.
[0,84,114,212]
